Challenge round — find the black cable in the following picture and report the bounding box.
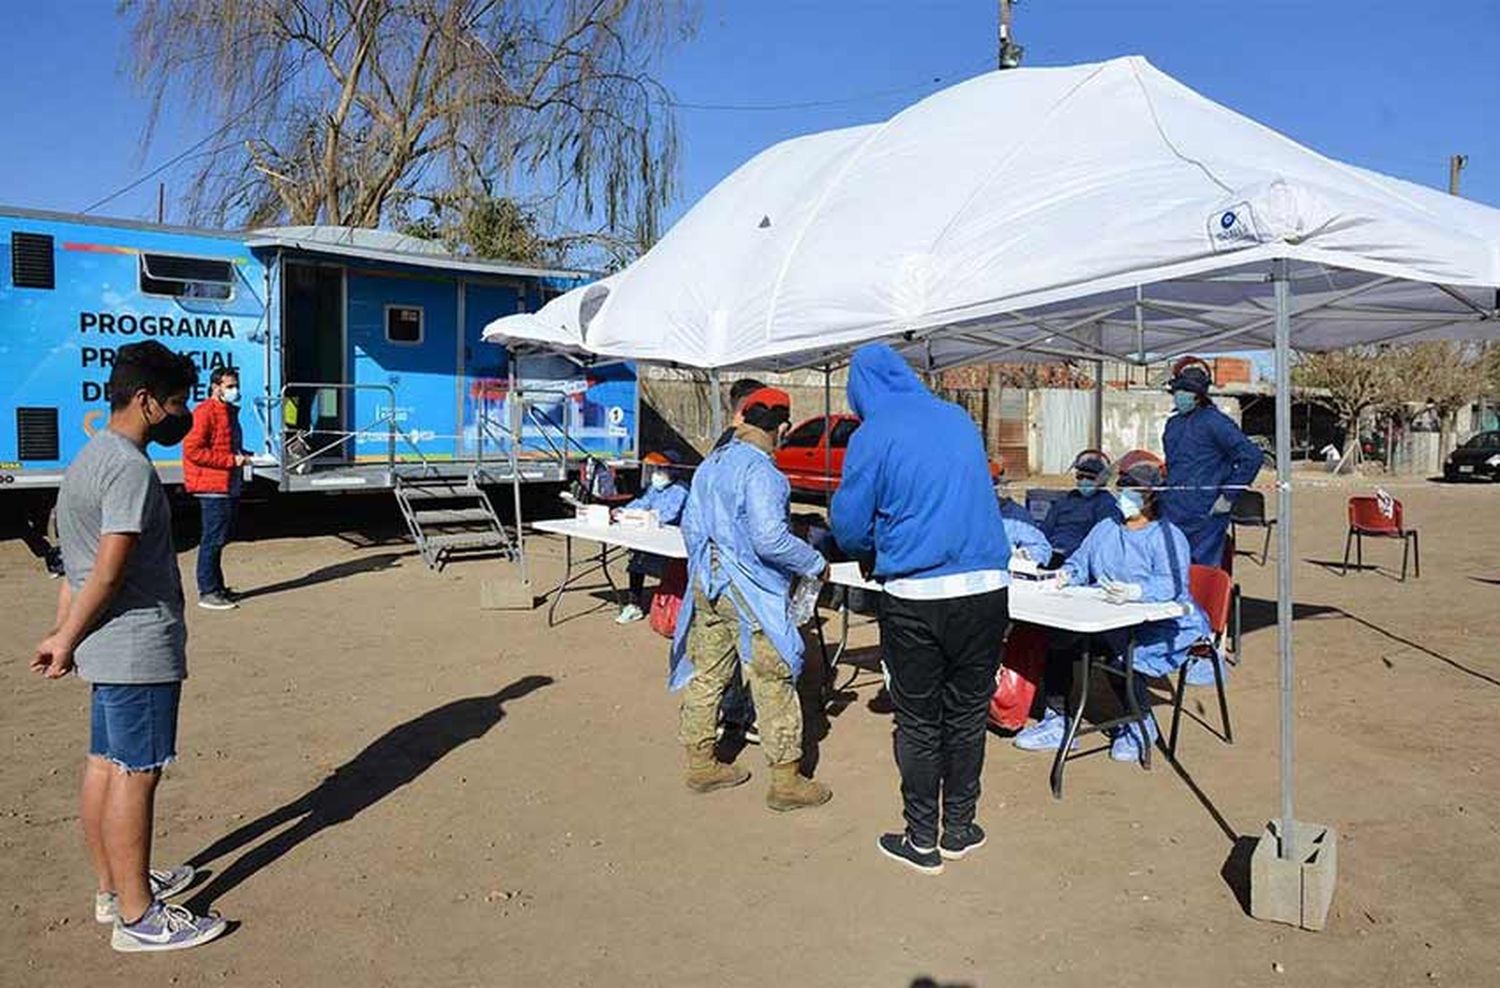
[80,53,311,216]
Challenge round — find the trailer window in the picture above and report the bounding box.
[10,232,55,290]
[139,253,235,300]
[386,305,424,344]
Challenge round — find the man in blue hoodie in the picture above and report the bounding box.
[831,344,1011,876]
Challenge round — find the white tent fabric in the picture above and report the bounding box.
[484,56,1498,371]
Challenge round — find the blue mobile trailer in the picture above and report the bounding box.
[0,207,637,499]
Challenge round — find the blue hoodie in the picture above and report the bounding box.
[830,344,1010,581]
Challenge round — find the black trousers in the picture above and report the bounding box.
[1042,630,1151,718]
[879,588,1010,848]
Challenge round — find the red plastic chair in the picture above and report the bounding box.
[1343,496,1420,581]
[1166,564,1237,758]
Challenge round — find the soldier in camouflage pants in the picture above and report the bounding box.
[678,590,803,767]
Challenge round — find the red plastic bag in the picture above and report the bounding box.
[649,560,689,639]
[990,622,1050,730]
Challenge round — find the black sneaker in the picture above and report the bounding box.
[877,832,943,875]
[197,593,238,611]
[940,823,987,860]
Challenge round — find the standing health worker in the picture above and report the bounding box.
[1160,357,1262,568]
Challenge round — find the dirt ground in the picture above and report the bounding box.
[3,477,1499,987]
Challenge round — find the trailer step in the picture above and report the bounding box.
[393,473,515,571]
[411,507,495,525]
[423,532,509,551]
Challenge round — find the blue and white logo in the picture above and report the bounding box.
[1220,210,1237,230]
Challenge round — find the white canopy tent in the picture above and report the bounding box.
[484,57,1500,878]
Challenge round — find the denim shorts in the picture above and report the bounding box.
[89,683,182,772]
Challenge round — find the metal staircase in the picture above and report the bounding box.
[394,473,515,571]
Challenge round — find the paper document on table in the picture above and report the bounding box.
[1009,556,1043,578]
[828,561,882,591]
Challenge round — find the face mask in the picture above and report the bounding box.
[650,471,670,491]
[146,397,193,447]
[1172,390,1199,414]
[1076,477,1098,495]
[1117,490,1144,520]
[220,386,241,406]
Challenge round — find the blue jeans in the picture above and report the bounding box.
[89,683,182,772]
[196,496,238,596]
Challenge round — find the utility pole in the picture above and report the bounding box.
[1449,153,1490,428]
[998,0,1024,69]
[156,183,165,224]
[1448,154,1467,195]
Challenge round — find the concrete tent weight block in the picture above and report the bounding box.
[1250,820,1338,931]
[480,576,537,611]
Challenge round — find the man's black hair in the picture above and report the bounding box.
[712,378,772,450]
[108,341,199,411]
[728,377,767,409]
[209,365,240,387]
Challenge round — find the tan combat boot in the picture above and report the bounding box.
[684,743,751,793]
[766,762,832,812]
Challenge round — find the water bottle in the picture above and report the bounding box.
[788,575,823,627]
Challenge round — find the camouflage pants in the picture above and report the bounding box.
[678,589,803,766]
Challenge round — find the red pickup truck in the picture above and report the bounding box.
[774,413,1001,494]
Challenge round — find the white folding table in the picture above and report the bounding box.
[826,565,1187,797]
[531,518,686,627]
[1010,582,1188,798]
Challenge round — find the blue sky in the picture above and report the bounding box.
[1,0,1495,227]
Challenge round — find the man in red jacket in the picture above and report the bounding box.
[183,368,250,610]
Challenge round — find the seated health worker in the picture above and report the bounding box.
[1012,456,1211,765]
[1041,449,1121,568]
[994,461,1052,565]
[615,451,689,624]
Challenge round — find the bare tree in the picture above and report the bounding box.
[1291,346,1391,457]
[122,0,697,260]
[1383,341,1487,456]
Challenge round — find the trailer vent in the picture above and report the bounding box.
[16,407,60,461]
[10,232,55,290]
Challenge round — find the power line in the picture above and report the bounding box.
[80,54,311,216]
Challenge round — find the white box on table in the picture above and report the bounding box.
[578,504,611,528]
[614,509,659,530]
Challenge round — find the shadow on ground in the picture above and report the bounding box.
[233,551,413,600]
[183,675,554,913]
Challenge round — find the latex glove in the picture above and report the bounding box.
[1101,579,1143,604]
[1211,495,1233,515]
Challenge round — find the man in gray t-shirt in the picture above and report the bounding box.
[32,341,227,953]
[57,428,188,683]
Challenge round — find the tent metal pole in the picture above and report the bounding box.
[1273,259,1296,861]
[508,359,528,586]
[709,368,723,440]
[1093,322,1106,450]
[823,364,833,510]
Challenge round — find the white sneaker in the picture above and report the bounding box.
[615,603,645,624]
[112,901,227,953]
[95,865,196,923]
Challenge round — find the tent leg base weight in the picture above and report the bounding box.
[480,576,538,611]
[1250,819,1338,931]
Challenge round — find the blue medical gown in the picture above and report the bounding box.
[624,481,688,576]
[669,440,825,690]
[999,497,1052,563]
[1161,404,1263,566]
[1060,518,1211,677]
[1042,489,1121,560]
